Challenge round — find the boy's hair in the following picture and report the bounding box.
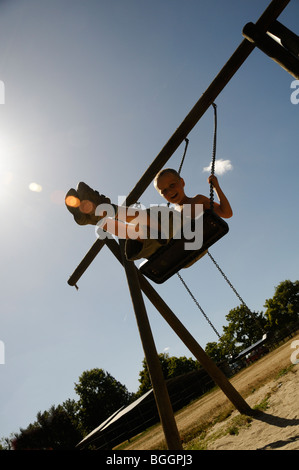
[154,168,181,189]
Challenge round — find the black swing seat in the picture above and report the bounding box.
[139,209,229,284]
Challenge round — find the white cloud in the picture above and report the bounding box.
[203,159,233,175]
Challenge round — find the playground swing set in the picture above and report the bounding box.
[66,0,299,450]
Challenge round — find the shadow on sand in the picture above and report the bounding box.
[249,409,299,450]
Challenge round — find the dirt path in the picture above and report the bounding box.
[124,333,299,450]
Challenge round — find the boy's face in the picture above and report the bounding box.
[155,172,185,205]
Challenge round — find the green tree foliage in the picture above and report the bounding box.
[264,280,299,331]
[206,306,265,360]
[10,370,132,449]
[205,280,299,361]
[12,403,82,450]
[222,306,265,348]
[136,353,200,397]
[205,341,227,363]
[74,368,133,434]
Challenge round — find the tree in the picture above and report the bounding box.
[136,353,200,397]
[264,280,299,331]
[205,306,266,361]
[222,306,265,348]
[205,341,227,363]
[74,368,133,434]
[0,435,15,450]
[12,404,82,450]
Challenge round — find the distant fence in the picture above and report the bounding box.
[78,367,221,450]
[230,321,299,371]
[266,322,299,350]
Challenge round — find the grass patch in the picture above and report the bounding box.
[227,415,253,435]
[275,364,295,379]
[253,392,271,412]
[186,414,253,450]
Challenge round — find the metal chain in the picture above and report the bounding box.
[207,251,264,333]
[166,138,190,208]
[207,251,250,309]
[177,272,221,339]
[207,104,264,334]
[178,138,189,176]
[175,103,263,337]
[175,104,222,339]
[209,103,217,212]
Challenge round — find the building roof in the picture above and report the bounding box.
[234,334,268,360]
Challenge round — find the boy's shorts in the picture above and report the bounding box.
[125,237,166,261]
[124,205,183,261]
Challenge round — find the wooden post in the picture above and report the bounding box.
[106,239,252,416]
[119,240,183,450]
[243,22,299,79]
[268,20,299,57]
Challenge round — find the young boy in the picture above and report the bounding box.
[153,169,232,219]
[65,169,232,260]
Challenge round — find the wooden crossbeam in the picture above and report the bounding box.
[268,20,299,56]
[243,22,299,79]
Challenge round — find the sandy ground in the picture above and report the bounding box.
[124,333,299,450]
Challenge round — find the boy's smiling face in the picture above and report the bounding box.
[155,172,186,205]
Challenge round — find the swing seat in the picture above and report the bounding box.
[139,209,229,283]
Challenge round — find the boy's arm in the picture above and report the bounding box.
[195,176,233,219]
[208,175,233,218]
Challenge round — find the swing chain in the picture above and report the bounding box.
[177,272,221,339]
[175,104,223,339]
[175,104,263,337]
[207,251,264,333]
[209,103,217,212]
[207,251,250,310]
[178,138,189,176]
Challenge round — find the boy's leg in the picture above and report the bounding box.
[65,182,112,225]
[65,182,180,261]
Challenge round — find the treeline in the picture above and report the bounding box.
[1,279,298,450]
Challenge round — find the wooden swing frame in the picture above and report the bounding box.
[67,0,295,450]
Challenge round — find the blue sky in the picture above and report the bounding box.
[0,0,298,440]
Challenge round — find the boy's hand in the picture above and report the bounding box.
[208,175,219,187]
